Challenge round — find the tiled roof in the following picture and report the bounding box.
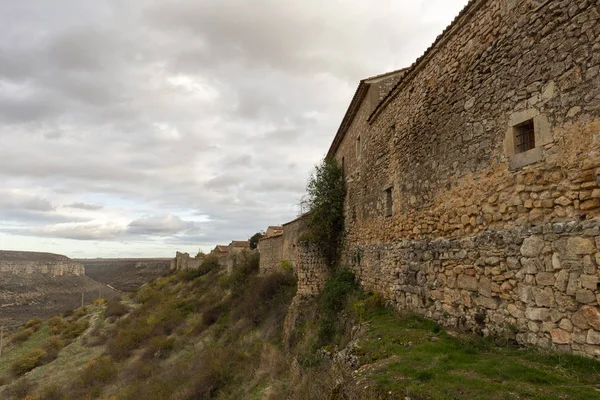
[229,241,250,248]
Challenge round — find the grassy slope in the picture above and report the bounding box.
[0,325,51,376]
[0,260,598,399]
[355,310,600,399]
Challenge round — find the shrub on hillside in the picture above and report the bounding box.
[40,336,65,362]
[200,253,220,271]
[6,377,35,399]
[141,335,176,360]
[79,356,118,388]
[11,328,34,343]
[11,348,47,376]
[227,251,260,294]
[202,305,224,327]
[61,319,90,340]
[318,269,359,345]
[183,254,220,281]
[186,347,247,399]
[25,317,42,332]
[40,384,64,400]
[231,271,297,332]
[107,327,145,361]
[74,307,88,318]
[320,269,358,316]
[105,298,129,318]
[48,316,65,335]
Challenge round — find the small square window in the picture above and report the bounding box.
[356,135,361,157]
[384,187,393,217]
[514,119,535,154]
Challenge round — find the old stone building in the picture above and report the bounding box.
[259,0,600,358]
[327,0,600,358]
[258,215,330,295]
[225,240,252,273]
[209,244,229,267]
[170,251,203,271]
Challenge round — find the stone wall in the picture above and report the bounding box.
[317,0,600,358]
[347,222,600,357]
[0,261,84,277]
[257,214,330,294]
[297,243,330,296]
[171,252,202,271]
[257,234,284,275]
[258,215,310,275]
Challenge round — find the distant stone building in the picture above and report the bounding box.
[210,245,229,267]
[170,251,203,271]
[264,226,284,238]
[258,215,329,295]
[263,0,600,358]
[226,240,251,273]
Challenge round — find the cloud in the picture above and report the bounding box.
[127,214,195,235]
[0,0,470,257]
[0,191,54,212]
[66,202,104,211]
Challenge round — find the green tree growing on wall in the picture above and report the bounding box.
[305,156,346,268]
[249,232,264,250]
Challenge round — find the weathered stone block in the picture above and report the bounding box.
[559,318,573,332]
[521,236,545,257]
[521,258,540,274]
[586,329,600,345]
[581,199,600,210]
[534,287,556,308]
[566,237,595,255]
[457,274,478,291]
[576,289,596,304]
[554,269,569,292]
[573,306,600,330]
[536,272,555,286]
[550,328,571,344]
[507,303,525,319]
[580,274,598,290]
[526,307,550,321]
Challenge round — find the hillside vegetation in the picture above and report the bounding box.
[1,253,600,399]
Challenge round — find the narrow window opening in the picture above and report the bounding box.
[384,187,393,217]
[514,119,535,154]
[341,157,345,180]
[356,135,361,157]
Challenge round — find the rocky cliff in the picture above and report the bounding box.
[0,251,119,327]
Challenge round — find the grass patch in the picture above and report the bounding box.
[0,324,52,376]
[355,308,600,399]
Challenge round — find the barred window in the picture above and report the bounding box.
[514,119,535,154]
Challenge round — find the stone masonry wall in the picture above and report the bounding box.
[347,222,600,357]
[259,214,310,276]
[171,251,202,271]
[258,214,330,294]
[258,234,284,275]
[322,0,600,358]
[0,261,85,277]
[297,243,330,296]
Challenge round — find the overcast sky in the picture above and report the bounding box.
[0,0,468,258]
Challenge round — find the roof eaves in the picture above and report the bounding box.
[326,81,369,158]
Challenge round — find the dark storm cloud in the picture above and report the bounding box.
[0,0,469,256]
